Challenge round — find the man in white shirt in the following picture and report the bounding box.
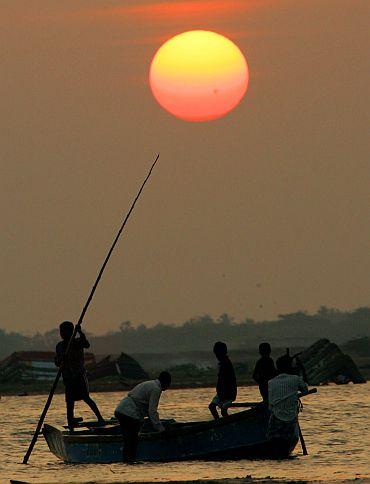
[267,355,308,443]
[114,371,171,462]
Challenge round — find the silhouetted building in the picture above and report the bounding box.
[300,339,366,384]
[87,353,149,382]
[0,351,95,381]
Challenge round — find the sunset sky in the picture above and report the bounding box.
[1,0,369,334]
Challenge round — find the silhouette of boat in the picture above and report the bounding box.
[43,406,299,463]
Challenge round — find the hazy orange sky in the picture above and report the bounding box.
[1,0,369,334]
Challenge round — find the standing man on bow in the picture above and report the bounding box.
[55,321,104,432]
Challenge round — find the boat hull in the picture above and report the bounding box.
[43,408,299,463]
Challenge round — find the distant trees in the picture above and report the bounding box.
[0,306,369,359]
[91,307,370,354]
[0,328,29,356]
[342,337,370,357]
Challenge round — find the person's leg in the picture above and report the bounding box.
[122,422,132,462]
[83,396,104,423]
[209,395,220,419]
[260,383,269,404]
[209,402,219,420]
[130,419,141,461]
[66,398,75,431]
[220,404,229,418]
[124,416,141,462]
[116,413,140,463]
[116,412,129,462]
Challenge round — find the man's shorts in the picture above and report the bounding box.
[210,395,233,409]
[64,373,89,402]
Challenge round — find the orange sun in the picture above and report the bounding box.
[149,30,249,122]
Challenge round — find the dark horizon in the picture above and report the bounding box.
[1,305,369,360]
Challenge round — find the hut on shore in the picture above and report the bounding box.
[0,351,95,381]
[300,339,366,385]
[87,353,148,382]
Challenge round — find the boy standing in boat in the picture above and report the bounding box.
[253,342,277,404]
[209,341,237,419]
[55,321,104,432]
[267,355,308,444]
[114,371,171,462]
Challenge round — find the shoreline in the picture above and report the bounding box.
[0,381,256,398]
[10,477,370,484]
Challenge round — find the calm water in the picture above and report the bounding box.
[1,384,369,483]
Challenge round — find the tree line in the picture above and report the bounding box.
[0,306,369,359]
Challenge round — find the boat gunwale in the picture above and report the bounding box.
[44,406,267,444]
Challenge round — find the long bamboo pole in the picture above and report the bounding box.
[23,153,160,464]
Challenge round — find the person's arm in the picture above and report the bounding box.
[227,362,237,399]
[270,359,277,378]
[216,363,227,399]
[55,344,63,367]
[297,376,309,394]
[148,388,165,432]
[268,380,274,410]
[76,325,90,349]
[295,356,308,382]
[253,360,261,383]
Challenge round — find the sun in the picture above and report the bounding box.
[149,30,249,122]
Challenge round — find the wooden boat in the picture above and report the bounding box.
[43,406,299,463]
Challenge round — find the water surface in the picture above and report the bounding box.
[1,384,369,482]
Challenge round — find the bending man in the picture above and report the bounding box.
[114,371,171,462]
[267,355,308,450]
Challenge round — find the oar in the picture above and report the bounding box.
[229,389,317,409]
[228,402,259,408]
[23,153,160,464]
[294,356,312,456]
[286,348,317,455]
[274,387,316,456]
[298,425,308,455]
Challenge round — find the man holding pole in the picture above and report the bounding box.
[55,321,104,432]
[23,154,160,464]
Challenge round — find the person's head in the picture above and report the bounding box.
[158,371,171,391]
[276,355,293,374]
[59,321,74,340]
[259,342,272,357]
[213,341,228,360]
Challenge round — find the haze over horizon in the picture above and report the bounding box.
[1,0,369,334]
